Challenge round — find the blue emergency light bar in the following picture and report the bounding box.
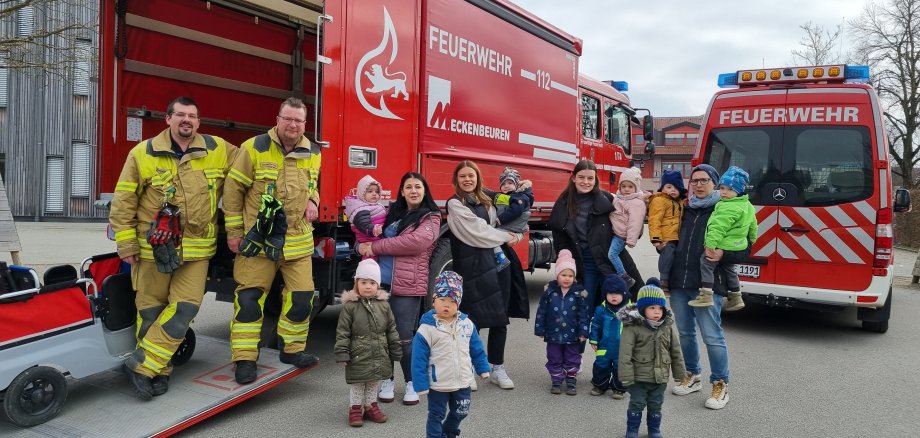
[844,65,870,81]
[605,80,629,92]
[716,64,870,88]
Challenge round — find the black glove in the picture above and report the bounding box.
[239,225,265,257]
[263,209,287,261]
[153,240,181,273]
[256,194,283,235]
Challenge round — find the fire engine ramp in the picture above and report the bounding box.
[0,337,312,437]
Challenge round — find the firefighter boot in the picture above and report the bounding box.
[151,375,169,396]
[688,288,714,307]
[279,351,319,368]
[235,360,257,384]
[123,363,153,401]
[363,402,388,423]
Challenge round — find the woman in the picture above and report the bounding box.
[667,164,734,411]
[446,160,520,390]
[358,172,440,406]
[548,160,643,309]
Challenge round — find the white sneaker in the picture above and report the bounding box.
[378,379,395,403]
[672,373,702,396]
[705,380,729,409]
[489,364,515,389]
[402,381,420,405]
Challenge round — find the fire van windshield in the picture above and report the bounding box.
[704,125,873,207]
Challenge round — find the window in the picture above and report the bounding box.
[789,126,872,206]
[604,102,631,155]
[665,133,683,145]
[686,133,699,145]
[635,134,644,145]
[581,95,599,139]
[71,142,92,197]
[704,127,780,205]
[46,156,65,213]
[74,39,92,96]
[662,161,692,178]
[18,6,34,37]
[0,66,7,107]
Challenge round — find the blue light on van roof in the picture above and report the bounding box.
[844,65,870,81]
[717,73,738,88]
[605,80,629,91]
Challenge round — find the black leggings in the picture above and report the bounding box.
[389,295,424,382]
[479,325,507,365]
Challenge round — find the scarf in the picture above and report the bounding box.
[646,318,664,329]
[688,190,720,209]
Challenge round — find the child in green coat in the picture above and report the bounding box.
[688,166,757,311]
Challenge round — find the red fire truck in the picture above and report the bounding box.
[694,64,911,332]
[97,0,652,317]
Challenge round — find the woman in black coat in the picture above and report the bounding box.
[549,160,644,309]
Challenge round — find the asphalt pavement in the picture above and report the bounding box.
[3,221,920,437]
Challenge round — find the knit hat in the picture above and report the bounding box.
[619,167,642,190]
[601,274,629,302]
[499,167,521,187]
[659,169,687,198]
[356,174,381,201]
[636,277,668,315]
[690,164,720,187]
[433,271,463,304]
[719,166,750,195]
[554,249,577,277]
[354,258,381,285]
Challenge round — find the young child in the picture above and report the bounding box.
[343,175,387,259]
[534,249,590,395]
[648,169,687,292]
[618,278,686,438]
[412,271,490,438]
[688,166,757,311]
[333,259,402,427]
[608,167,647,288]
[491,167,533,271]
[589,274,630,399]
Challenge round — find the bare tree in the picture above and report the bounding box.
[791,21,844,65]
[850,0,920,189]
[0,0,97,79]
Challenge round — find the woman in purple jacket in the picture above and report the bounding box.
[358,172,440,406]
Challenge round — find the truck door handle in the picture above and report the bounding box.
[780,227,810,233]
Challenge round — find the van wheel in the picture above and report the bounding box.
[428,238,453,297]
[860,288,892,334]
[2,366,67,427]
[171,328,196,366]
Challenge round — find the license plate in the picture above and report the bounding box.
[734,264,760,279]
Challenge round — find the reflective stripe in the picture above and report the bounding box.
[115,229,137,242]
[229,168,253,186]
[225,215,244,226]
[280,335,308,342]
[203,169,224,179]
[140,339,172,360]
[278,320,308,332]
[255,169,279,180]
[596,349,607,356]
[231,340,260,349]
[116,181,138,192]
[233,322,262,329]
[232,328,263,333]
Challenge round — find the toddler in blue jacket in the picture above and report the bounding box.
[589,274,630,399]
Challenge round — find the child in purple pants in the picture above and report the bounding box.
[534,249,590,395]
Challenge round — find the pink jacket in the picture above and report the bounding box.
[369,213,441,297]
[610,192,647,246]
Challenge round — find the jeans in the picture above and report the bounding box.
[657,242,676,281]
[427,388,472,438]
[627,382,667,414]
[669,288,730,384]
[607,236,627,275]
[579,246,601,312]
[390,295,423,382]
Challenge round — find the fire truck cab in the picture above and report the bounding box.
[695,64,911,333]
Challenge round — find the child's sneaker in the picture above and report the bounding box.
[688,288,714,307]
[724,292,745,311]
[348,405,364,427]
[589,386,605,396]
[402,381,419,405]
[610,389,626,399]
[495,251,511,272]
[550,383,562,394]
[705,379,729,409]
[377,378,395,403]
[672,373,702,395]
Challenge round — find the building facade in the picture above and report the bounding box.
[632,116,701,191]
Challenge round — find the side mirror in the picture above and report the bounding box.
[893,188,911,213]
[643,115,654,141]
[644,141,655,155]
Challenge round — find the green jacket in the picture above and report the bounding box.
[704,195,758,251]
[617,304,687,385]
[334,290,402,384]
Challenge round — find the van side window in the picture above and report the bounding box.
[703,127,781,205]
[604,103,631,154]
[581,95,600,140]
[787,126,873,206]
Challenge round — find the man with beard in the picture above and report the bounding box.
[110,96,237,400]
[223,97,322,384]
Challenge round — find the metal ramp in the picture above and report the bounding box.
[0,336,313,437]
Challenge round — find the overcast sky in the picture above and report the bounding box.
[513,0,869,117]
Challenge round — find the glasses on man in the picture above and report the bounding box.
[170,112,199,120]
[278,116,306,125]
[688,178,712,186]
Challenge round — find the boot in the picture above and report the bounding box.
[724,292,746,311]
[234,360,257,384]
[151,375,169,396]
[363,402,388,423]
[688,288,714,307]
[648,412,663,438]
[123,363,153,401]
[625,411,642,438]
[348,405,364,427]
[565,377,577,396]
[621,273,636,289]
[279,351,319,368]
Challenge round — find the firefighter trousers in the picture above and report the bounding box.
[230,255,315,362]
[127,259,208,378]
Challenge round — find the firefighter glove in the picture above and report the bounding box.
[239,225,265,258]
[147,203,182,246]
[263,208,287,261]
[153,240,181,274]
[256,194,283,235]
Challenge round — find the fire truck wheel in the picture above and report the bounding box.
[427,238,453,297]
[2,366,68,427]
[171,328,197,366]
[860,288,892,334]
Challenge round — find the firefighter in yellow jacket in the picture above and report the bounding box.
[110,96,236,400]
[223,97,321,384]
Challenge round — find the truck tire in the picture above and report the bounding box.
[171,328,196,366]
[860,288,892,334]
[2,366,67,427]
[427,238,453,296]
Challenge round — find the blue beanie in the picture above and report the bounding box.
[601,274,630,302]
[636,277,667,314]
[691,164,720,187]
[719,166,750,195]
[659,169,687,198]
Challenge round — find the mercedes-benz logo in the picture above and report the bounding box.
[772,187,787,201]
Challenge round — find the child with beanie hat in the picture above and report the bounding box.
[688,165,758,311]
[343,175,387,260]
[608,167,648,289]
[490,167,534,271]
[648,169,687,292]
[617,278,687,438]
[412,271,490,438]
[588,274,631,399]
[535,249,590,395]
[334,258,401,427]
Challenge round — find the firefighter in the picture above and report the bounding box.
[223,97,322,384]
[110,96,236,400]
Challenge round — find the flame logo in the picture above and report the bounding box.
[356,7,405,120]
